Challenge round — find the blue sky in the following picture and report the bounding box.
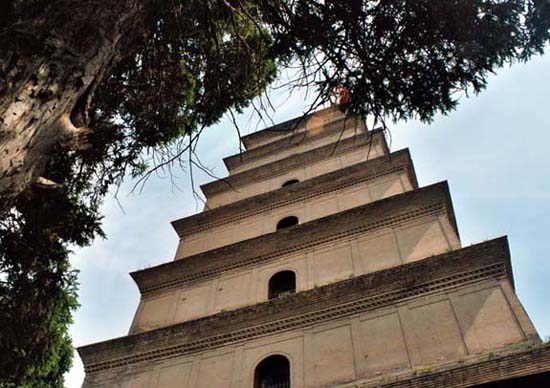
[65,53,550,387]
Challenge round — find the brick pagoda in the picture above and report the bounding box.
[79,106,550,387]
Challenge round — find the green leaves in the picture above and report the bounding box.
[263,0,549,122]
[0,187,83,387]
[94,0,277,149]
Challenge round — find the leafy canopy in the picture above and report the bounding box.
[1,0,548,386]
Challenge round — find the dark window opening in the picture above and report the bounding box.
[254,355,291,388]
[282,179,299,187]
[268,271,296,299]
[276,216,298,230]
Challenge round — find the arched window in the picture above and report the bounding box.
[276,216,298,230]
[268,271,296,299]
[254,355,291,388]
[282,179,299,187]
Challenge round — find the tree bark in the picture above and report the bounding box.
[0,0,146,211]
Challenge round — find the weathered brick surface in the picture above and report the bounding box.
[132,181,454,295]
[172,149,416,237]
[224,115,364,170]
[346,343,550,388]
[79,237,512,373]
[201,130,387,196]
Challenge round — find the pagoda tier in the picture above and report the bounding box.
[239,106,348,150]
[224,113,364,174]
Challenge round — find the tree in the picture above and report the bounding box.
[0,0,548,386]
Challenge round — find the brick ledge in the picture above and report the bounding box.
[341,342,550,388]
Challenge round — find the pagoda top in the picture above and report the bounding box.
[240,106,345,150]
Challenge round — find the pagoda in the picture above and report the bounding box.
[79,106,550,387]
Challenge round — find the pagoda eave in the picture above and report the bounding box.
[343,343,550,388]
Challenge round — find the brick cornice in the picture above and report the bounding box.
[348,343,550,388]
[201,131,387,197]
[173,149,416,238]
[78,238,513,374]
[133,182,455,296]
[224,115,364,171]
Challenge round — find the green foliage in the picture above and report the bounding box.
[93,0,277,153]
[262,0,550,121]
[0,150,100,387]
[1,0,549,386]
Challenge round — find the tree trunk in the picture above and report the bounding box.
[0,0,146,211]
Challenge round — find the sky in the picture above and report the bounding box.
[65,53,550,387]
